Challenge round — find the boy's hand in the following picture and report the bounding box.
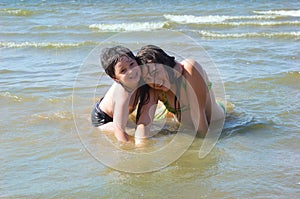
[114,127,129,142]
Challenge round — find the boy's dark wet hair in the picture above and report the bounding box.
[136,45,176,83]
[100,45,136,78]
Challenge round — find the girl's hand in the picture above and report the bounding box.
[135,137,147,147]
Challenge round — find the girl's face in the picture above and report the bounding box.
[142,63,171,92]
[114,56,141,88]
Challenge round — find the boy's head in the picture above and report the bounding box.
[100,45,136,79]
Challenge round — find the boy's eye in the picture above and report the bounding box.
[120,68,127,73]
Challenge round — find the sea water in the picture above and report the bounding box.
[1,0,300,198]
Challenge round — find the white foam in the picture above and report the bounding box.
[163,14,278,24]
[198,30,300,38]
[164,14,228,23]
[1,92,23,101]
[254,10,300,17]
[0,8,33,16]
[0,41,93,48]
[89,22,165,31]
[224,21,300,26]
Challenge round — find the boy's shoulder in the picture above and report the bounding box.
[109,82,132,98]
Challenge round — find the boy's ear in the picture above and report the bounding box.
[113,77,119,83]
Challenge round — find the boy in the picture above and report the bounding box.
[91,46,152,143]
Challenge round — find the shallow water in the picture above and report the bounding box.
[1,0,300,198]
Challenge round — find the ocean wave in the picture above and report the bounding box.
[0,92,23,102]
[222,115,275,138]
[30,25,88,31]
[0,91,40,102]
[47,96,73,104]
[202,21,300,27]
[197,30,300,38]
[31,111,73,121]
[163,14,280,24]
[0,41,97,48]
[0,91,74,105]
[227,71,300,88]
[0,69,18,74]
[89,22,168,31]
[0,8,33,16]
[229,20,300,26]
[265,71,300,88]
[223,111,254,129]
[253,9,300,17]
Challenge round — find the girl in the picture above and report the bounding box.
[136,45,225,137]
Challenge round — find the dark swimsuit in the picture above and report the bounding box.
[91,99,113,127]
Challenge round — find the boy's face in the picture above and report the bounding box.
[114,56,141,88]
[141,63,170,92]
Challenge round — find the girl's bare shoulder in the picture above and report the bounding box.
[181,59,198,75]
[181,59,206,77]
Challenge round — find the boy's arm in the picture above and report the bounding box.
[112,86,131,142]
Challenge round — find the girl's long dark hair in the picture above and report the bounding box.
[135,83,150,123]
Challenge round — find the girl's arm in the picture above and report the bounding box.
[135,89,158,144]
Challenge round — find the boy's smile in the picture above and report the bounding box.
[114,55,141,89]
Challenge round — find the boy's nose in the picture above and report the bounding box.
[128,68,136,78]
[128,68,134,74]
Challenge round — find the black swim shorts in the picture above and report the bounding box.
[91,99,113,127]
